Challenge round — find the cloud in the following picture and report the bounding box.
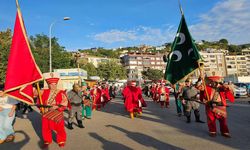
[93,25,176,45]
[93,0,250,46]
[190,0,250,44]
[94,29,137,43]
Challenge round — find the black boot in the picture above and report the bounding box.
[68,122,73,130]
[77,120,85,128]
[185,111,191,123]
[186,116,191,123]
[194,109,205,123]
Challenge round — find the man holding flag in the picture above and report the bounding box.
[164,4,204,120]
[38,73,68,148]
[3,0,69,148]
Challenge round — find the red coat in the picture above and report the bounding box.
[124,86,146,112]
[157,86,170,100]
[101,88,110,103]
[200,86,234,105]
[37,89,68,144]
[90,87,102,108]
[122,86,129,98]
[200,85,235,134]
[150,86,156,94]
[38,89,68,112]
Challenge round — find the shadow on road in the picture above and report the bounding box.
[89,132,133,150]
[106,125,184,150]
[0,130,30,149]
[103,97,250,150]
[26,109,58,148]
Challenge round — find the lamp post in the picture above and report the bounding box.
[74,52,81,84]
[49,17,70,72]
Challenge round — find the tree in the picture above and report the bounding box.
[141,69,164,81]
[0,29,12,83]
[228,44,241,54]
[97,60,126,80]
[219,39,228,45]
[29,34,73,73]
[80,62,97,77]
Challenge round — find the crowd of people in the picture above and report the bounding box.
[0,71,236,148]
[141,71,235,138]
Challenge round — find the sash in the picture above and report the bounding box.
[43,109,63,123]
[212,106,227,118]
[210,89,227,118]
[43,90,64,123]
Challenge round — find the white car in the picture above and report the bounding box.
[234,86,247,97]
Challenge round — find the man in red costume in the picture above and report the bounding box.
[158,82,170,108]
[200,71,234,138]
[150,83,157,102]
[100,83,110,107]
[123,81,146,119]
[37,72,68,148]
[155,82,161,102]
[90,84,102,110]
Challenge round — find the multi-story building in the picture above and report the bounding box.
[120,52,166,80]
[200,52,227,77]
[242,49,250,75]
[225,55,248,76]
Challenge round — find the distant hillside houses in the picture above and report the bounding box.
[71,41,250,80]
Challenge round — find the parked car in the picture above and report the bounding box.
[234,82,250,96]
[234,85,248,98]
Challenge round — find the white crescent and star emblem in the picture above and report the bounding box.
[168,33,193,62]
[172,50,182,62]
[188,48,193,56]
[176,32,185,45]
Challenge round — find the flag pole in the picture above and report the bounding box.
[178,0,184,15]
[198,62,210,103]
[15,0,19,8]
[36,82,44,114]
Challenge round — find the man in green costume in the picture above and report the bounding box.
[81,80,92,119]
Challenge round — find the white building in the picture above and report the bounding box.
[200,52,227,77]
[54,68,87,90]
[225,55,248,76]
[120,52,166,80]
[242,48,250,75]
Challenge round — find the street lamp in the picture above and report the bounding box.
[74,52,82,84]
[49,17,70,72]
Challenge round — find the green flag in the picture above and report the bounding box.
[164,15,202,84]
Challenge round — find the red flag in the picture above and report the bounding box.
[4,1,43,105]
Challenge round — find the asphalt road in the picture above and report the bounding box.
[0,96,250,150]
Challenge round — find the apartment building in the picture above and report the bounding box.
[120,52,166,80]
[225,55,248,76]
[200,52,227,77]
[242,49,250,75]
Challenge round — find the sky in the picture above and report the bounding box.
[0,0,250,51]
